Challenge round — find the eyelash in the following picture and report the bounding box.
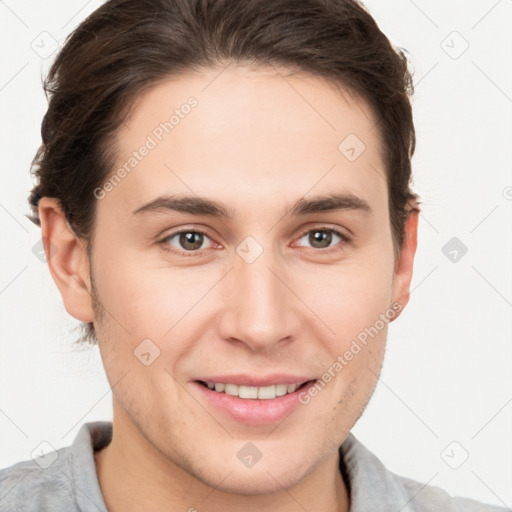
[158,226,351,257]
[158,228,214,257]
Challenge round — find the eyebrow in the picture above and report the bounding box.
[132,192,371,219]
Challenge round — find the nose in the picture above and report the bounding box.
[217,247,302,353]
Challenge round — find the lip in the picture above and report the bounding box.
[192,374,314,387]
[191,378,317,426]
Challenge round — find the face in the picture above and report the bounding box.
[55,64,416,494]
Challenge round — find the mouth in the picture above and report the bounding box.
[196,379,313,400]
[192,377,318,425]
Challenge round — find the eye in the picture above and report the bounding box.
[158,226,349,256]
[296,228,349,250]
[160,229,215,253]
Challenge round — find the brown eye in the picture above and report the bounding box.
[309,230,332,248]
[163,230,213,252]
[180,232,204,250]
[298,229,342,249]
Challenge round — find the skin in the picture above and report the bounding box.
[39,63,418,512]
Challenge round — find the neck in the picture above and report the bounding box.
[94,406,350,512]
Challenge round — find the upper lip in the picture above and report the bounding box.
[194,374,315,387]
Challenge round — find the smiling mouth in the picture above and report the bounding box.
[196,380,314,400]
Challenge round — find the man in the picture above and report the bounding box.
[0,0,507,510]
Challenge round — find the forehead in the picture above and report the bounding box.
[105,64,387,218]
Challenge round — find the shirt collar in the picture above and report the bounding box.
[339,432,417,511]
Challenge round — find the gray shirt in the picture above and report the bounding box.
[0,421,508,511]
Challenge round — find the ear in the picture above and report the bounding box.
[38,197,95,323]
[390,206,419,321]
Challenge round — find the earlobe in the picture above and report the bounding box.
[390,207,419,320]
[38,197,95,323]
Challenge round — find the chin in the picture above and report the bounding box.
[207,468,303,496]
[192,454,315,497]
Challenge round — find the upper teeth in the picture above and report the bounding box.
[204,382,304,399]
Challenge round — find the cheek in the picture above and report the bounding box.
[294,254,393,410]
[93,250,221,338]
[295,256,394,340]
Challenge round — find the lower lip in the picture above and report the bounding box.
[192,380,317,426]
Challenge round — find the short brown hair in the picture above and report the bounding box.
[28,0,420,344]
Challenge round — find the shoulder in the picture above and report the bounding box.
[340,433,508,512]
[395,472,507,512]
[0,445,76,511]
[0,421,111,512]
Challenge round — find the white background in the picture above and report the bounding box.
[0,0,511,508]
